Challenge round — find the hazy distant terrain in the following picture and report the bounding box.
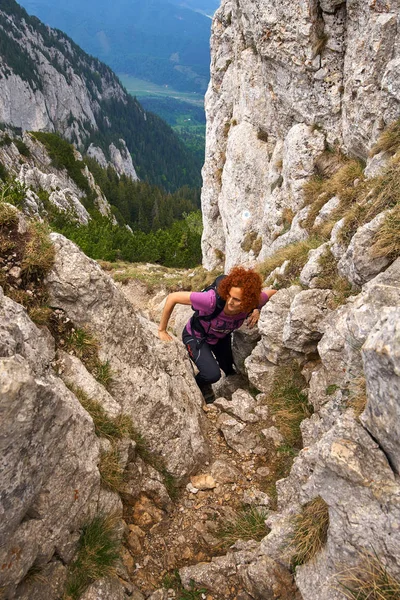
[18,0,219,93]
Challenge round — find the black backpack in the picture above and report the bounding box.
[190,274,226,342]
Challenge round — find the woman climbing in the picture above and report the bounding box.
[158,266,277,403]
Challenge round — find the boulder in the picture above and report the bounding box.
[283,289,333,354]
[337,212,392,286]
[46,234,209,479]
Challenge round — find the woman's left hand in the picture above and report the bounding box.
[247,309,260,328]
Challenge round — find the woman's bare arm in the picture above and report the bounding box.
[247,289,277,327]
[158,291,192,341]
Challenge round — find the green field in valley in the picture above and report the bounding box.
[119,75,206,163]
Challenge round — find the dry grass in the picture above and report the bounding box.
[292,497,329,566]
[348,375,367,417]
[337,551,400,600]
[370,118,400,156]
[313,31,328,56]
[216,506,269,548]
[28,306,53,325]
[21,221,55,280]
[258,238,323,286]
[0,202,19,227]
[302,159,366,233]
[181,266,221,291]
[241,231,258,252]
[371,204,400,261]
[282,207,295,230]
[99,448,124,492]
[269,365,313,448]
[313,246,356,307]
[338,156,400,246]
[241,231,263,256]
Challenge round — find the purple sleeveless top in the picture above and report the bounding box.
[185,289,269,345]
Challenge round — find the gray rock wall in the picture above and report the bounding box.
[0,228,210,598]
[202,0,400,270]
[242,259,400,599]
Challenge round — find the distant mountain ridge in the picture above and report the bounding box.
[0,0,202,191]
[17,0,217,93]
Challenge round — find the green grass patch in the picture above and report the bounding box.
[72,387,134,441]
[64,515,121,600]
[0,178,27,208]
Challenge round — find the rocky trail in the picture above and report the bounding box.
[118,369,286,600]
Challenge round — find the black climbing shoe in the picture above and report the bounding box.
[200,384,215,404]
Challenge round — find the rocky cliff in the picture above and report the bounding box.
[201,0,400,270]
[0,208,209,599]
[179,0,400,598]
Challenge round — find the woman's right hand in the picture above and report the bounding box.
[158,329,173,342]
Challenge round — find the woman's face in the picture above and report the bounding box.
[224,286,243,314]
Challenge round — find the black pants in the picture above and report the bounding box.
[182,327,236,387]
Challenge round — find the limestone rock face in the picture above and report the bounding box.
[0,289,111,600]
[202,0,400,269]
[337,212,393,286]
[46,234,209,479]
[283,289,333,354]
[361,307,400,475]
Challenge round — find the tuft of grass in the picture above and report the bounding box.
[337,551,400,600]
[258,238,324,286]
[371,203,400,262]
[313,31,328,56]
[99,448,124,492]
[0,201,19,227]
[216,506,269,548]
[269,366,313,448]
[21,221,55,280]
[28,306,53,326]
[347,376,367,417]
[66,327,99,361]
[291,497,329,566]
[313,246,356,307]
[370,118,400,156]
[73,387,133,441]
[92,359,113,389]
[326,384,340,396]
[64,328,114,388]
[64,514,121,600]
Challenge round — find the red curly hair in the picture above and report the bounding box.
[218,267,262,313]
